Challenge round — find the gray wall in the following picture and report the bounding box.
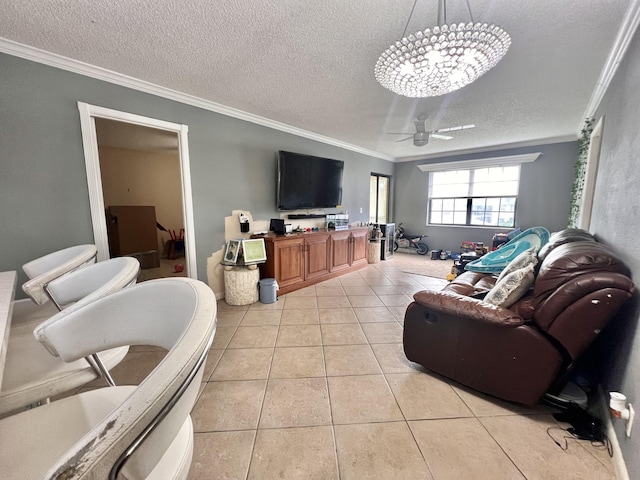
[0,53,393,293]
[393,142,578,252]
[589,24,640,477]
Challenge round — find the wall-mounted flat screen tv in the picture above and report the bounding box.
[277,151,344,210]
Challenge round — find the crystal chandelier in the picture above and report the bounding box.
[374,0,511,98]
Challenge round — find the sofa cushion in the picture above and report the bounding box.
[496,247,538,283]
[412,290,524,327]
[509,292,536,320]
[537,228,595,261]
[484,263,535,308]
[533,241,632,331]
[443,271,496,296]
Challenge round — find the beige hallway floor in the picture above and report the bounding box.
[114,253,616,479]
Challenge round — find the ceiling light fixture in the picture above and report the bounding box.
[374,0,511,98]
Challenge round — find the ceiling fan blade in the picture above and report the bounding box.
[430,133,453,140]
[434,124,476,133]
[395,136,414,142]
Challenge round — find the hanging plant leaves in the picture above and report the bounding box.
[568,117,595,228]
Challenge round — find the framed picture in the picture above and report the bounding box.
[224,239,241,264]
[242,238,267,263]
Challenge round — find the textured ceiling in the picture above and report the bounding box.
[0,0,633,161]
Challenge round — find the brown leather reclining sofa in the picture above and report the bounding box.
[403,228,635,405]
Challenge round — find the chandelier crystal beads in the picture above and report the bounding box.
[375,21,511,98]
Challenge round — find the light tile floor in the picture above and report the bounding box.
[111,252,616,480]
[137,258,188,281]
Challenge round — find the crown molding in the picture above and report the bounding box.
[0,37,394,162]
[396,135,575,163]
[417,152,541,172]
[582,0,640,122]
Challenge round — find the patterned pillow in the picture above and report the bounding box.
[496,248,538,283]
[485,263,536,308]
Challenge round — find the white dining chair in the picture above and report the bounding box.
[12,244,98,327]
[0,277,217,479]
[0,257,140,415]
[21,244,98,307]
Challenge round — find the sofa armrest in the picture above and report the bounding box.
[412,290,524,327]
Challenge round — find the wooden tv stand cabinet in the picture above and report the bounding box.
[255,227,369,295]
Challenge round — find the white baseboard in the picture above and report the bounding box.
[594,387,629,480]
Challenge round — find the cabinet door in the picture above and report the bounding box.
[273,237,305,288]
[305,233,331,280]
[350,230,369,267]
[330,231,352,272]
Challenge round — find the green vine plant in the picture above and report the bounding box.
[568,117,595,228]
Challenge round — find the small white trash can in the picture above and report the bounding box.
[258,278,279,304]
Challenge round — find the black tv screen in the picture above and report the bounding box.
[277,151,344,210]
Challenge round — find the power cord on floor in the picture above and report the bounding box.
[546,426,613,457]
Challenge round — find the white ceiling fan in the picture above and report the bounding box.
[388,115,475,147]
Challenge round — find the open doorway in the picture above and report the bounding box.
[78,103,197,279]
[96,118,187,280]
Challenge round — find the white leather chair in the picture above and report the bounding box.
[0,278,217,479]
[12,244,98,326]
[21,244,98,307]
[0,257,140,415]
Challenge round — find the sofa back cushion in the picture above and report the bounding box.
[537,228,596,262]
[532,241,634,358]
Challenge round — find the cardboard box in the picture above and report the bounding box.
[127,250,160,270]
[106,205,158,257]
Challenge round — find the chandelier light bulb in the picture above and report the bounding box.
[375,21,511,97]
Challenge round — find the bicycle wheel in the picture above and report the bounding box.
[416,243,428,255]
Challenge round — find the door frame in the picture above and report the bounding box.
[78,102,198,278]
[370,172,391,224]
[577,116,604,230]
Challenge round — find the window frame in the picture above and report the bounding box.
[428,195,518,227]
[419,153,542,228]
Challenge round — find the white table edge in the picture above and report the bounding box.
[0,271,18,391]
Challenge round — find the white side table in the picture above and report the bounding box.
[224,265,260,305]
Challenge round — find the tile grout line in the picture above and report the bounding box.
[375,317,437,479]
[320,311,343,480]
[243,306,281,480]
[475,414,531,480]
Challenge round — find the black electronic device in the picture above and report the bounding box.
[269,218,286,235]
[378,223,395,260]
[276,151,344,210]
[553,404,605,440]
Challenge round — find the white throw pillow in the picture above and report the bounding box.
[485,263,536,308]
[496,248,538,283]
